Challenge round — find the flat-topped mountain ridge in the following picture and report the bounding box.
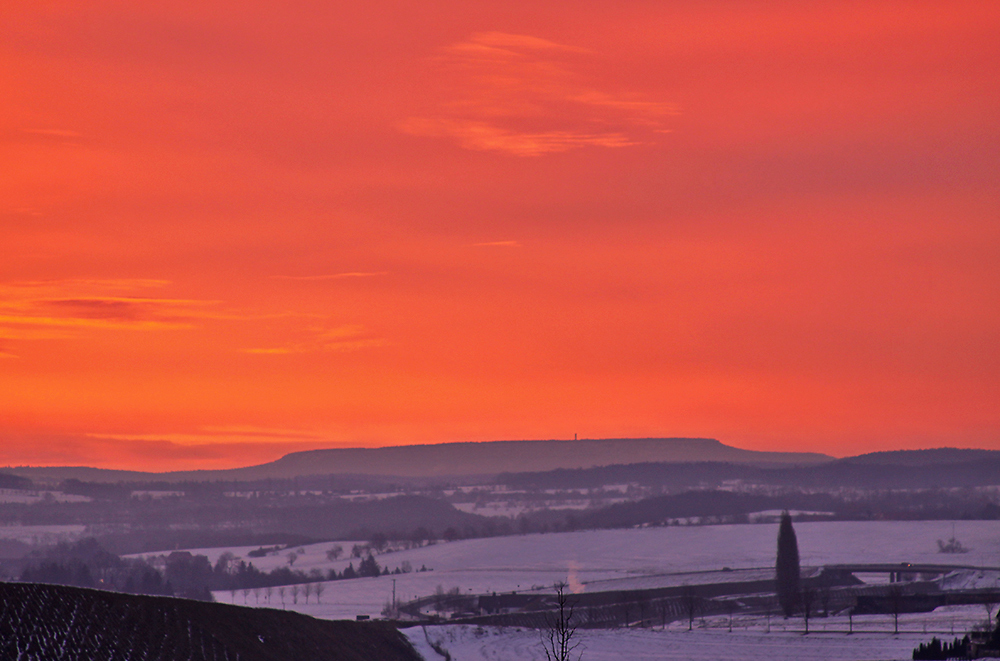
[259,437,830,478]
[6,437,831,483]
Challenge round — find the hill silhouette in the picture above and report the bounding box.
[0,582,421,661]
[8,437,831,483]
[842,447,1000,466]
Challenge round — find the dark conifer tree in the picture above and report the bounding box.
[776,510,800,617]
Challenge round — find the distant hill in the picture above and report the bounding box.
[500,451,1000,492]
[0,582,421,661]
[7,438,831,483]
[93,495,494,555]
[842,448,1000,466]
[230,438,830,478]
[0,472,32,489]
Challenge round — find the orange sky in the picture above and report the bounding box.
[2,0,998,470]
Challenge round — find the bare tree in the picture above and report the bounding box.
[541,582,582,661]
[681,585,699,631]
[638,596,649,628]
[292,584,300,604]
[801,587,814,634]
[819,586,831,617]
[326,545,343,561]
[314,582,325,603]
[888,586,902,635]
[215,551,238,575]
[984,596,998,631]
[304,582,313,604]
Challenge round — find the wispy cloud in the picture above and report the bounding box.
[200,426,322,439]
[401,119,638,156]
[243,346,298,355]
[0,312,193,331]
[0,278,365,360]
[0,279,216,339]
[0,296,217,332]
[6,208,44,217]
[242,323,387,355]
[271,272,388,281]
[456,32,592,55]
[8,278,171,290]
[472,240,522,247]
[88,425,323,445]
[20,128,83,138]
[0,326,76,340]
[400,32,677,156]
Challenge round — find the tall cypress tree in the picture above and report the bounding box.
[776,510,800,617]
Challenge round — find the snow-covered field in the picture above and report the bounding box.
[198,520,1000,578]
[406,625,951,661]
[201,520,1000,620]
[452,501,598,517]
[405,605,996,661]
[0,489,90,504]
[0,524,88,544]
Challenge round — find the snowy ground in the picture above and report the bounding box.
[203,520,1000,620]
[407,627,942,661]
[0,524,87,544]
[404,605,996,661]
[452,501,598,517]
[198,520,1000,579]
[0,489,90,504]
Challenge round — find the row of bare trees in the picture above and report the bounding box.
[229,581,326,607]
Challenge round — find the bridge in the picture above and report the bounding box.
[822,563,1000,583]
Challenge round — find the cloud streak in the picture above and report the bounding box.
[472,240,521,247]
[242,324,387,355]
[271,272,389,281]
[20,128,83,138]
[401,32,677,156]
[89,425,323,445]
[0,280,218,338]
[8,279,171,290]
[0,297,217,332]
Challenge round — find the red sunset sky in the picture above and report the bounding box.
[2,1,998,470]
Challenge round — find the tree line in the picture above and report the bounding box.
[17,538,423,602]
